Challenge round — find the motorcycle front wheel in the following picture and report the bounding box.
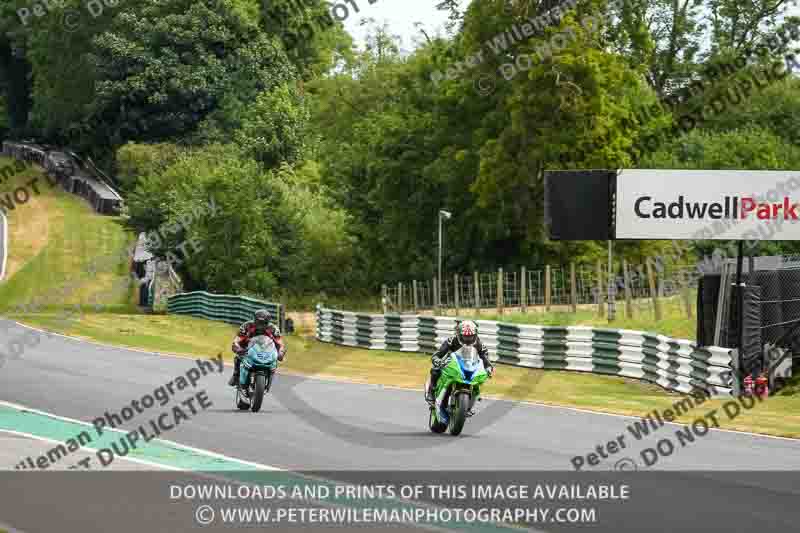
[251,374,266,412]
[448,391,470,436]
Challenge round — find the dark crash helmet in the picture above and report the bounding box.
[254,309,271,327]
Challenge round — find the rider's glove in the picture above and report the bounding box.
[232,342,245,357]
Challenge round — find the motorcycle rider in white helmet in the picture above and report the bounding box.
[426,320,494,411]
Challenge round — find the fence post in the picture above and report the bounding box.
[412,280,418,314]
[681,272,693,319]
[596,260,605,318]
[382,284,388,314]
[623,260,634,319]
[647,259,662,320]
[570,262,577,313]
[521,266,527,313]
[454,274,460,317]
[608,258,617,323]
[474,271,480,315]
[397,282,403,314]
[496,268,503,315]
[433,278,438,315]
[545,265,551,311]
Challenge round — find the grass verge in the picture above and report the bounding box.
[0,157,136,312]
[12,311,800,439]
[480,297,696,340]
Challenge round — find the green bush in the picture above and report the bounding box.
[122,143,356,298]
[115,142,184,191]
[640,126,800,170]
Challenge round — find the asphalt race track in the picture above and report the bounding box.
[2,319,800,532]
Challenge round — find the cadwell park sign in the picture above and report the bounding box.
[543,169,800,242]
[615,169,800,241]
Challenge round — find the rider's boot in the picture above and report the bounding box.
[426,368,440,402]
[228,356,240,386]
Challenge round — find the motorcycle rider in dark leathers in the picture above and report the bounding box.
[228,309,286,387]
[425,320,494,407]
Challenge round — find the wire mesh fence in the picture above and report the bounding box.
[752,260,800,349]
[419,280,433,309]
[381,261,699,319]
[479,272,497,309]
[575,266,595,305]
[527,269,544,306]
[503,270,519,307]
[548,267,565,305]
[460,275,475,309]
[712,255,800,350]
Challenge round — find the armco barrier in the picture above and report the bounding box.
[167,291,285,331]
[315,306,734,396]
[2,141,122,215]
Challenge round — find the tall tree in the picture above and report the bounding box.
[707,0,793,52]
[610,0,705,95]
[260,0,355,80]
[85,0,298,152]
[0,1,34,133]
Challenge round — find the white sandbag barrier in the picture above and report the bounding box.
[315,305,734,396]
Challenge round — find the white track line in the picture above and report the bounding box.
[0,401,511,533]
[0,520,29,533]
[6,320,800,443]
[0,399,282,471]
[0,429,181,471]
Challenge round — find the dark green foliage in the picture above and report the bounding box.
[85,0,296,149]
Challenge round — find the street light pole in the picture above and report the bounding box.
[608,239,616,322]
[438,210,452,310]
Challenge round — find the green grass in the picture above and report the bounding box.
[479,297,696,340]
[0,157,136,312]
[278,290,383,312]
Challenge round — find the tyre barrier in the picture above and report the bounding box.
[1,141,122,215]
[315,306,734,396]
[167,291,285,332]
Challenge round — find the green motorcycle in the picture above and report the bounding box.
[426,345,490,436]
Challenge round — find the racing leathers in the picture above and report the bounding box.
[426,335,493,401]
[228,320,286,386]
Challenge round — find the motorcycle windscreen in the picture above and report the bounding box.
[247,335,278,365]
[456,346,482,380]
